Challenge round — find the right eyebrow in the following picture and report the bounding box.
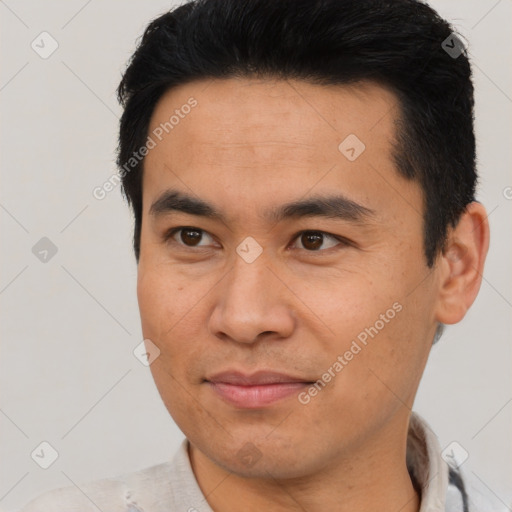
[149,189,227,223]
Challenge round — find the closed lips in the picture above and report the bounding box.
[205,370,314,386]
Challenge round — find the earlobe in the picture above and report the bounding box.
[434,202,490,325]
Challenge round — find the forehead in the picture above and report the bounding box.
[147,77,399,161]
[142,77,419,227]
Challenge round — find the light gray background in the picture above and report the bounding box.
[1,1,510,510]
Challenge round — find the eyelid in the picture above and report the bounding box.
[164,226,218,248]
[288,230,350,252]
[165,226,350,252]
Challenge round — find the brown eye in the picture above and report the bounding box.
[180,228,203,246]
[166,227,216,248]
[301,232,324,250]
[292,230,343,252]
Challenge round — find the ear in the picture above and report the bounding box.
[434,202,490,325]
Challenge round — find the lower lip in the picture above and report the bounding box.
[207,381,310,408]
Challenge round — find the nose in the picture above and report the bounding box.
[208,250,296,345]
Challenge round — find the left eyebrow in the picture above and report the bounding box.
[149,189,375,225]
[264,194,375,224]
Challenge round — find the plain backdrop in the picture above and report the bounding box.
[1,1,511,510]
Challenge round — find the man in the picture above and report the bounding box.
[19,0,504,510]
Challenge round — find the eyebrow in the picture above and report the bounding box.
[149,189,375,224]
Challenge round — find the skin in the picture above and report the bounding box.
[137,77,489,512]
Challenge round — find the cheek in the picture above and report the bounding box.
[289,268,390,347]
[137,258,193,322]
[344,294,431,408]
[303,262,431,401]
[137,268,200,416]
[137,268,167,336]
[137,265,211,371]
[136,264,190,351]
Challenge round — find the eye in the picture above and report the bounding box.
[165,226,217,248]
[290,230,346,252]
[164,227,348,253]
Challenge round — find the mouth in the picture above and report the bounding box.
[205,370,314,408]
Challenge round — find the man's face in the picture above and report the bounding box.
[137,78,440,478]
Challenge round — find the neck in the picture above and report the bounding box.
[188,414,421,512]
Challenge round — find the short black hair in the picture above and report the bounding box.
[117,0,476,266]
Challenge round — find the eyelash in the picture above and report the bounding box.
[163,226,350,254]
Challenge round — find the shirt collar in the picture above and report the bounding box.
[407,411,450,511]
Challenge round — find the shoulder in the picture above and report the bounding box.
[18,460,176,512]
[464,471,511,512]
[447,466,511,512]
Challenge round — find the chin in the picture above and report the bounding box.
[194,429,328,479]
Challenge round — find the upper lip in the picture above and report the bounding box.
[206,370,313,386]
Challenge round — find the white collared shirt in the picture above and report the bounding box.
[18,412,508,512]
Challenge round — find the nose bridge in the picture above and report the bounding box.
[232,249,271,300]
[226,248,274,317]
[209,246,294,343]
